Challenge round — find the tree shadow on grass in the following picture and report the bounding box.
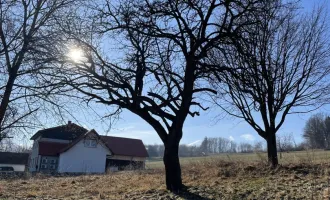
[176,188,212,200]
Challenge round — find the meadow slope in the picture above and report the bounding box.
[1,150,330,199]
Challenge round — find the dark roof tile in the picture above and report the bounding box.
[0,152,29,165]
[100,136,149,157]
[30,123,87,140]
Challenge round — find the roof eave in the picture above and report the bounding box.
[30,131,41,140]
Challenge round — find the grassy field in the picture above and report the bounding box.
[146,149,330,169]
[2,150,330,199]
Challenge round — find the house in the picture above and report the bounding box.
[29,121,149,173]
[0,152,29,172]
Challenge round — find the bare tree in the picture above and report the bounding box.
[217,137,231,153]
[323,116,330,148]
[253,141,264,152]
[51,0,263,191]
[277,132,295,158]
[238,142,253,153]
[0,0,74,141]
[303,113,330,149]
[277,133,295,152]
[211,1,330,167]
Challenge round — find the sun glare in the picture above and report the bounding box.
[68,48,84,63]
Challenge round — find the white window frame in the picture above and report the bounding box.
[41,164,47,169]
[42,158,48,163]
[50,165,56,170]
[84,139,97,148]
[50,159,56,164]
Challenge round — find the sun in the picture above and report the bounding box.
[68,48,84,63]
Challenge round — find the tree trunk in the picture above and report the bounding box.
[0,74,16,139]
[163,137,183,193]
[266,132,278,168]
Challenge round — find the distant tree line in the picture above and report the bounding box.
[147,133,308,158]
[147,137,265,157]
[146,112,330,158]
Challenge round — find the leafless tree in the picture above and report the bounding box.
[51,0,263,191]
[253,141,264,152]
[277,132,295,158]
[0,0,75,141]
[303,113,330,149]
[238,142,253,153]
[0,137,31,153]
[277,133,295,152]
[217,137,230,153]
[211,1,330,167]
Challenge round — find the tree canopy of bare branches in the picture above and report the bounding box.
[0,0,74,140]
[303,113,330,149]
[211,1,330,167]
[52,0,264,191]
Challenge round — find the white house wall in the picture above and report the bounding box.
[29,140,39,172]
[58,138,111,173]
[0,164,25,172]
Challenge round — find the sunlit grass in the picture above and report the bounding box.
[146,149,330,169]
[2,150,330,199]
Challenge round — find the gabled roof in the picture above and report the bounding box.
[59,130,149,158]
[59,129,99,153]
[100,136,149,158]
[39,142,69,156]
[0,152,29,165]
[31,122,149,158]
[30,122,87,140]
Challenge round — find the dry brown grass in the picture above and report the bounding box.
[1,159,330,199]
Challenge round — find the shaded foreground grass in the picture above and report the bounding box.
[2,157,330,199]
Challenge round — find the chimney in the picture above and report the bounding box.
[68,120,72,125]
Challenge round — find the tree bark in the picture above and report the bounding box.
[163,134,183,193]
[0,74,16,134]
[266,131,278,168]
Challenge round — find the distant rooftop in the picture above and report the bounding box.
[30,121,87,141]
[101,135,149,158]
[0,152,29,165]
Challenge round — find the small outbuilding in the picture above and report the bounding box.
[0,152,29,172]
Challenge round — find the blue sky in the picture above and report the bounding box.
[89,105,330,146]
[15,0,330,147]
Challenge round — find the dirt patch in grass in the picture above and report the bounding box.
[1,160,330,199]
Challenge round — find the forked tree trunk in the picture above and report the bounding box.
[163,135,182,193]
[266,132,278,168]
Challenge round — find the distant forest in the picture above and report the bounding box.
[146,134,307,158]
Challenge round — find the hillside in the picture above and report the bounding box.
[1,151,330,199]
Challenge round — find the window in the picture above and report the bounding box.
[42,158,48,163]
[50,159,56,164]
[84,139,97,148]
[50,165,56,170]
[41,164,47,169]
